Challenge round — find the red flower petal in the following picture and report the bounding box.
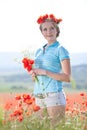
[28,59,34,64]
[15,95,21,100]
[80,93,85,96]
[27,65,32,72]
[22,94,31,100]
[33,105,40,112]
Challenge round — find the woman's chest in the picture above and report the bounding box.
[35,48,60,68]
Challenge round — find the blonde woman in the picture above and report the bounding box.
[30,14,71,124]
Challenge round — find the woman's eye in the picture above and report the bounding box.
[42,27,55,32]
[50,27,54,30]
[43,28,47,31]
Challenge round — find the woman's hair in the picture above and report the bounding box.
[39,19,60,37]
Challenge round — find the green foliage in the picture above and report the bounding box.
[0,107,4,127]
[70,77,76,88]
[0,113,87,130]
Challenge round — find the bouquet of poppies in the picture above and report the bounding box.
[22,58,39,82]
[22,58,34,72]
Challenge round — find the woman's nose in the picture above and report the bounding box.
[47,28,52,33]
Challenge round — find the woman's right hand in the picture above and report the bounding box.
[29,70,36,81]
[29,68,46,81]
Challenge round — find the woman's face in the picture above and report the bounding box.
[41,22,57,44]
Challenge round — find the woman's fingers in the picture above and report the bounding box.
[29,70,36,77]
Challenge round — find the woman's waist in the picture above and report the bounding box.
[34,90,63,99]
[36,76,62,85]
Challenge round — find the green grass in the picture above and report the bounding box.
[0,113,87,130]
[0,108,4,128]
[0,82,34,93]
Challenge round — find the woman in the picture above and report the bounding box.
[30,14,71,124]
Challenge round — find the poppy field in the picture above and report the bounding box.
[0,91,87,130]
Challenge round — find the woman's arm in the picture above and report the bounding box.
[29,59,71,82]
[46,59,71,82]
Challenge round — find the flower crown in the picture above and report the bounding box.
[37,14,62,24]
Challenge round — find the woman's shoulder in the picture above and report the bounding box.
[56,41,69,52]
[55,41,70,60]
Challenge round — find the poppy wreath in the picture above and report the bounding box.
[37,14,62,24]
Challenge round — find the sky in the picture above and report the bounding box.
[0,0,87,53]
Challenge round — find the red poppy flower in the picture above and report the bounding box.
[37,14,62,24]
[24,98,34,105]
[22,94,31,100]
[22,58,34,72]
[27,65,32,72]
[80,93,85,96]
[22,58,29,68]
[33,105,40,111]
[15,95,21,100]
[18,115,23,122]
[4,102,12,110]
[13,108,23,116]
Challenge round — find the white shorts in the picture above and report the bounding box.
[35,91,66,108]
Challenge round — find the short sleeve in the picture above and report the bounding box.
[58,46,70,61]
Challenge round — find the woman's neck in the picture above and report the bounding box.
[47,40,57,46]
